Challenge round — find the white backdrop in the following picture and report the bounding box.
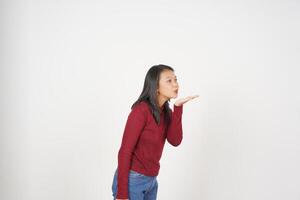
[1,0,300,200]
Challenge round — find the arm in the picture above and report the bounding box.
[166,104,183,146]
[117,106,147,199]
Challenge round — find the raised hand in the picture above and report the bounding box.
[174,95,199,106]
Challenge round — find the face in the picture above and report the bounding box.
[157,70,179,100]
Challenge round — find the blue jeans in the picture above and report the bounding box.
[111,168,158,200]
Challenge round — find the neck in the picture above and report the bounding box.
[157,95,168,110]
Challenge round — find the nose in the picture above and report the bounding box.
[173,82,179,88]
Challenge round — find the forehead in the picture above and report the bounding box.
[160,70,176,79]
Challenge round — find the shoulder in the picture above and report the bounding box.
[129,101,150,118]
[132,101,149,113]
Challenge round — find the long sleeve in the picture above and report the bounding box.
[117,106,147,199]
[166,104,183,146]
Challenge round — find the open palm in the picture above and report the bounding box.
[174,95,199,106]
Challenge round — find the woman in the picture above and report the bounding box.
[111,64,199,200]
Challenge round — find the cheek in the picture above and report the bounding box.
[162,86,173,94]
[159,86,167,94]
[158,84,173,94]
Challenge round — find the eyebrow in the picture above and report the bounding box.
[166,76,177,79]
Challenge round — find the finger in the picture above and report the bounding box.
[186,95,198,100]
[186,95,199,101]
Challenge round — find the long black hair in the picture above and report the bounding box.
[131,64,174,126]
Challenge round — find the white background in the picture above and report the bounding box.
[1,0,300,199]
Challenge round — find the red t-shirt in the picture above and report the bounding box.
[116,100,183,199]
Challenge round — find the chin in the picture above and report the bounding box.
[166,93,178,99]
